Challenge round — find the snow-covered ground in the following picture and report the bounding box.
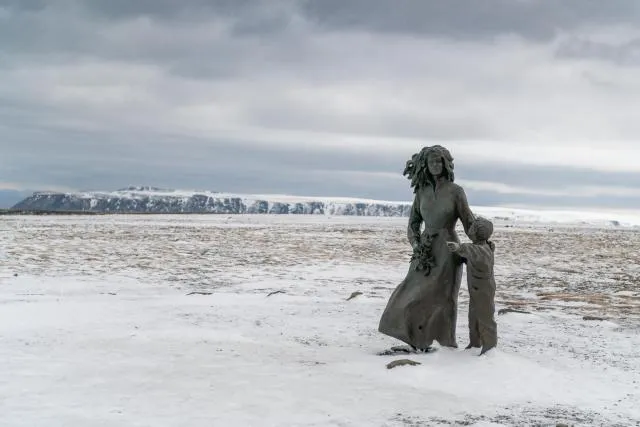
[1,215,639,426]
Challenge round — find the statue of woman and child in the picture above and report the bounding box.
[378,145,498,356]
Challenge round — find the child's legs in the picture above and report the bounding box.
[468,286,481,347]
[474,283,497,348]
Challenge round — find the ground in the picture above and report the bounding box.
[1,215,639,426]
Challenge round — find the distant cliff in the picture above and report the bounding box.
[12,186,412,216]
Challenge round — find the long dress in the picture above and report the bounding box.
[378,180,474,349]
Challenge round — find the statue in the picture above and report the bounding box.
[447,217,498,355]
[378,145,475,351]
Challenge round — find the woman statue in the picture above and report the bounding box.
[378,145,474,351]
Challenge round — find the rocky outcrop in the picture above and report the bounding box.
[12,188,412,216]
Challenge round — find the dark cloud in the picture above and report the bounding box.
[301,0,640,41]
[458,163,640,192]
[465,189,640,211]
[0,0,48,12]
[2,0,640,208]
[3,122,640,209]
[77,0,258,21]
[556,37,640,66]
[0,0,255,19]
[10,0,632,42]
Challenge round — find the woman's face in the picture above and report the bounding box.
[427,153,443,177]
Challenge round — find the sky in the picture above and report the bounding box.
[2,0,640,209]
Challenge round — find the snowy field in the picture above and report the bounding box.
[1,214,639,426]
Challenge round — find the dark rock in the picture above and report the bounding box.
[267,290,286,297]
[498,308,531,315]
[386,359,421,369]
[346,291,363,301]
[12,189,411,216]
[583,315,608,321]
[268,202,289,214]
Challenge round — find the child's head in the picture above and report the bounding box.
[469,217,493,243]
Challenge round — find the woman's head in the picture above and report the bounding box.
[406,145,455,190]
[423,145,454,180]
[427,151,444,177]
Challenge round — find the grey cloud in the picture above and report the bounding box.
[0,0,48,12]
[556,37,640,66]
[458,163,640,192]
[2,0,640,76]
[76,0,260,21]
[0,0,257,20]
[20,0,636,43]
[0,0,304,85]
[7,0,636,41]
[464,190,640,210]
[2,131,407,199]
[0,190,30,208]
[3,0,638,68]
[4,124,640,208]
[2,0,640,209]
[302,0,640,41]
[6,117,638,193]
[77,0,300,41]
[247,107,495,142]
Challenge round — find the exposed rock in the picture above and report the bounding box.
[386,359,421,369]
[267,290,286,297]
[583,315,608,321]
[346,291,363,301]
[12,188,412,216]
[498,308,531,315]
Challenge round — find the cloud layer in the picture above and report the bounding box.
[2,0,640,208]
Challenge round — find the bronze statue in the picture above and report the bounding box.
[378,145,475,351]
[447,217,498,355]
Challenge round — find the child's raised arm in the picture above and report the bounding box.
[446,241,492,269]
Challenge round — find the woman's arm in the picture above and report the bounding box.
[455,186,475,236]
[407,192,422,249]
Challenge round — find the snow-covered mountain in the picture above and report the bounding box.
[10,186,640,226]
[11,186,412,216]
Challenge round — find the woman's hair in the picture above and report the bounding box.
[404,145,455,192]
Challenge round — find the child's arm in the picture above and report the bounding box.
[446,242,490,268]
[446,242,466,264]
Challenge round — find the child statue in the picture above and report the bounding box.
[447,217,498,355]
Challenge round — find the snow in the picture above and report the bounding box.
[76,188,413,206]
[1,215,639,426]
[25,187,640,226]
[473,205,640,228]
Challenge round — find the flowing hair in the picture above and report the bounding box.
[403,145,455,192]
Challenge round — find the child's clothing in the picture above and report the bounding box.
[454,218,497,354]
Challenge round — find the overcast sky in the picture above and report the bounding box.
[2,0,640,208]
